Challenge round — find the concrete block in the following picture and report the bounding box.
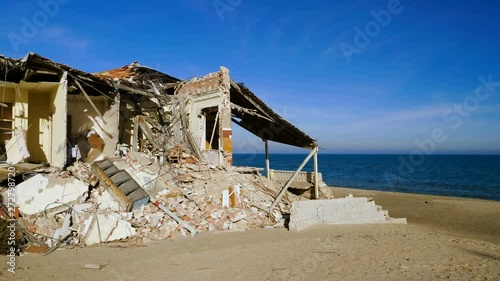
[16,175,88,216]
[84,214,136,245]
[289,197,403,231]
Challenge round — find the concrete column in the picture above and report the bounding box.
[314,147,319,199]
[265,140,270,179]
[219,66,232,166]
[50,72,68,167]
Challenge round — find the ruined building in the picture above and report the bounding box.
[0,53,401,253]
[0,52,317,169]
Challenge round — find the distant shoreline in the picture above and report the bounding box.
[328,185,500,202]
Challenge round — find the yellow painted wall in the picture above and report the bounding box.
[50,73,68,167]
[27,92,51,163]
[67,95,108,142]
[14,88,29,130]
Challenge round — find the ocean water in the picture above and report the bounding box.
[233,154,500,201]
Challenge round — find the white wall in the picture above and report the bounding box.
[50,72,68,167]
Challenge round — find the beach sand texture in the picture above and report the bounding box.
[1,188,499,281]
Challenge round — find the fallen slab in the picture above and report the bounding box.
[16,175,89,216]
[83,214,136,245]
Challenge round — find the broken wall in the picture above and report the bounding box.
[15,82,60,164]
[67,95,109,141]
[179,67,232,166]
[27,91,51,163]
[119,100,135,150]
[67,93,120,162]
[0,85,24,161]
[0,84,29,136]
[0,82,64,165]
[49,72,68,167]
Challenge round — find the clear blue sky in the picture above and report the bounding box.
[1,0,499,154]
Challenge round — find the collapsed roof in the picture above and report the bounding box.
[0,52,317,149]
[230,82,316,149]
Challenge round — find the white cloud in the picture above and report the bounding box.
[37,26,90,50]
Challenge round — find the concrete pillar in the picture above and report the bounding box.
[219,66,232,166]
[50,72,68,167]
[314,147,319,199]
[265,140,270,179]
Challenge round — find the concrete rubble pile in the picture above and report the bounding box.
[2,149,327,253]
[0,52,340,255]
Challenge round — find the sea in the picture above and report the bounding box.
[233,154,500,201]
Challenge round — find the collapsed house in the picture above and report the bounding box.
[0,53,401,254]
[0,52,317,167]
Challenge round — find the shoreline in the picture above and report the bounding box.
[331,186,500,244]
[327,185,500,202]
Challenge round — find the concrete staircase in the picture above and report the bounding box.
[289,197,406,231]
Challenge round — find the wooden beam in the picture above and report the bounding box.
[209,110,220,149]
[112,83,153,97]
[73,78,104,120]
[268,147,318,213]
[131,116,139,152]
[137,115,161,151]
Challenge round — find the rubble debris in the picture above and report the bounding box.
[24,245,49,254]
[154,200,197,237]
[0,149,338,252]
[0,52,373,254]
[87,132,104,149]
[83,264,103,270]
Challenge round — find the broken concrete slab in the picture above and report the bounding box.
[53,212,72,241]
[96,190,122,212]
[6,130,30,164]
[15,175,89,216]
[84,214,136,245]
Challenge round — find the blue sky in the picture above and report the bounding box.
[1,0,499,154]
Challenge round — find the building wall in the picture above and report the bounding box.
[0,82,65,165]
[118,100,134,151]
[0,87,16,144]
[67,95,109,141]
[50,72,68,167]
[27,91,51,163]
[218,67,232,165]
[98,94,120,158]
[180,66,233,166]
[14,88,29,131]
[67,93,120,161]
[188,93,222,151]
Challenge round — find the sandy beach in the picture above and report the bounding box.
[332,187,500,244]
[1,188,499,281]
